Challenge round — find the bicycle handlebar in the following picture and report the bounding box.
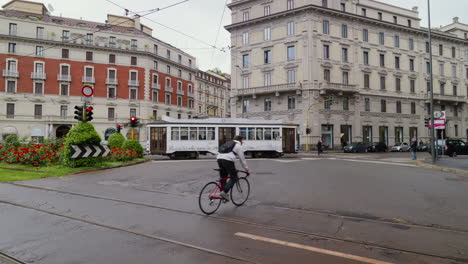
[214,169,250,177]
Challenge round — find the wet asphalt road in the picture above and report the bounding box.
[0,152,467,264]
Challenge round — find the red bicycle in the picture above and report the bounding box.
[198,169,250,215]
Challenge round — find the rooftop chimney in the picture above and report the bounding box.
[412,6,418,12]
[133,14,141,30]
[453,17,459,23]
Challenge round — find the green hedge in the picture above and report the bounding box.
[122,140,144,157]
[108,132,125,148]
[4,135,20,147]
[61,122,102,167]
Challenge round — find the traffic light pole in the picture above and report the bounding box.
[427,0,437,164]
[83,102,87,123]
[305,96,334,152]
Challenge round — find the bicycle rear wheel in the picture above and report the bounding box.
[199,182,222,215]
[230,177,250,206]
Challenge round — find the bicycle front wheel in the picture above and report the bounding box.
[198,182,222,215]
[231,177,250,206]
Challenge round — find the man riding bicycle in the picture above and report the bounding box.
[217,135,250,201]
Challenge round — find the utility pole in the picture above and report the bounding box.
[427,0,437,164]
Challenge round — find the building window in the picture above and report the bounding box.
[410,79,416,93]
[409,39,414,50]
[381,100,386,112]
[363,29,368,42]
[288,96,295,110]
[242,100,250,113]
[395,78,401,92]
[165,94,171,104]
[323,20,329,34]
[130,108,136,117]
[408,20,412,28]
[108,87,116,98]
[178,69,182,77]
[109,36,116,47]
[426,42,430,53]
[362,8,367,16]
[36,46,44,56]
[396,101,402,113]
[60,105,68,118]
[264,27,271,40]
[342,48,348,62]
[6,80,15,93]
[86,51,93,61]
[131,56,137,66]
[167,65,171,74]
[341,24,347,38]
[365,98,370,112]
[130,88,137,100]
[287,70,295,84]
[395,56,400,69]
[9,23,17,35]
[454,105,458,117]
[62,49,69,59]
[8,43,16,53]
[36,27,44,39]
[264,72,271,86]
[287,0,294,10]
[166,49,171,59]
[242,54,250,68]
[427,62,431,74]
[177,96,182,106]
[394,35,399,48]
[323,44,330,59]
[439,44,443,56]
[178,55,182,64]
[264,50,272,64]
[324,69,331,82]
[34,82,43,95]
[287,22,295,36]
[61,84,69,96]
[454,125,459,137]
[154,61,158,70]
[379,32,385,45]
[6,103,14,118]
[108,108,115,121]
[342,71,349,85]
[242,76,249,88]
[109,54,116,64]
[287,45,295,60]
[364,74,370,88]
[411,102,416,114]
[86,33,93,44]
[440,83,445,95]
[243,11,249,21]
[343,97,349,110]
[264,5,270,16]
[363,51,369,65]
[452,65,457,78]
[427,82,431,92]
[393,16,398,24]
[380,54,385,67]
[322,0,328,7]
[453,85,457,96]
[410,59,415,71]
[380,76,386,90]
[242,32,249,45]
[34,104,42,119]
[340,3,346,11]
[324,99,331,110]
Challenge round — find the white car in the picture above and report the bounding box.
[391,142,410,152]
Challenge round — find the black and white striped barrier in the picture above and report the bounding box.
[70,145,110,159]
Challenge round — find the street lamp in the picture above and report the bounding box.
[427,0,437,164]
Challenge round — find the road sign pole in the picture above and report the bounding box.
[427,0,436,164]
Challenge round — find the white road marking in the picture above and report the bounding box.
[235,232,394,264]
[152,160,214,163]
[301,158,322,161]
[272,159,303,163]
[338,159,417,167]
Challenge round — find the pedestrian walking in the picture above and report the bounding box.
[410,137,417,160]
[317,139,323,156]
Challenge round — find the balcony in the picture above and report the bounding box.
[31,72,46,80]
[177,89,184,95]
[82,76,95,83]
[188,91,194,97]
[425,94,466,104]
[128,80,140,87]
[3,69,19,78]
[320,82,358,95]
[57,74,71,82]
[151,83,161,89]
[237,83,301,96]
[106,78,118,85]
[165,86,173,93]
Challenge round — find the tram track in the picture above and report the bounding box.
[4,182,468,263]
[0,251,26,264]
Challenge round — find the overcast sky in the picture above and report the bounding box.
[16,0,468,74]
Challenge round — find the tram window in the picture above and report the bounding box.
[240,128,247,139]
[199,127,206,140]
[264,128,272,140]
[256,128,264,140]
[248,128,255,140]
[273,128,280,140]
[190,128,198,140]
[171,127,180,140]
[180,127,189,140]
[208,127,215,140]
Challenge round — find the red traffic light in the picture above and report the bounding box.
[116,125,121,129]
[130,116,137,122]
[87,106,94,111]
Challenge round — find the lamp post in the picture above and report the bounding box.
[427,0,437,163]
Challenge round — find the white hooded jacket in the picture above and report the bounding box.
[216,140,249,170]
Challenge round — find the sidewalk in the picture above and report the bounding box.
[418,156,468,174]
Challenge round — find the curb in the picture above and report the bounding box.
[67,159,151,176]
[416,160,468,175]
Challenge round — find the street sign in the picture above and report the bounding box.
[70,145,110,159]
[81,85,94,97]
[428,119,446,130]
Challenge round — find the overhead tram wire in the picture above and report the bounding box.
[209,0,229,68]
[0,0,189,68]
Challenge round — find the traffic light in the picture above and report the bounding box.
[116,125,122,133]
[306,128,311,135]
[129,116,139,128]
[424,118,429,127]
[327,95,334,105]
[74,106,84,122]
[86,106,94,122]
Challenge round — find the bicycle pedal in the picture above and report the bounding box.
[222,199,229,203]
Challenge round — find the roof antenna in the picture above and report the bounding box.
[125,9,129,16]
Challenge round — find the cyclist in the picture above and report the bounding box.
[217,135,250,201]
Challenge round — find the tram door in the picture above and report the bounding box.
[282,128,296,153]
[218,127,236,147]
[150,127,167,154]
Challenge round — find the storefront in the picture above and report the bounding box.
[362,126,372,143]
[379,126,388,146]
[321,124,333,149]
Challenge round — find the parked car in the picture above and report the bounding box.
[391,142,410,152]
[368,142,388,152]
[428,139,446,155]
[444,139,468,157]
[416,144,429,152]
[344,142,370,153]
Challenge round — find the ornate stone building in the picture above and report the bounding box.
[195,70,231,117]
[226,0,468,149]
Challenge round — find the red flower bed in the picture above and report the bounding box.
[0,143,63,167]
[105,147,140,162]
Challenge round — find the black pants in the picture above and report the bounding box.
[217,159,238,193]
